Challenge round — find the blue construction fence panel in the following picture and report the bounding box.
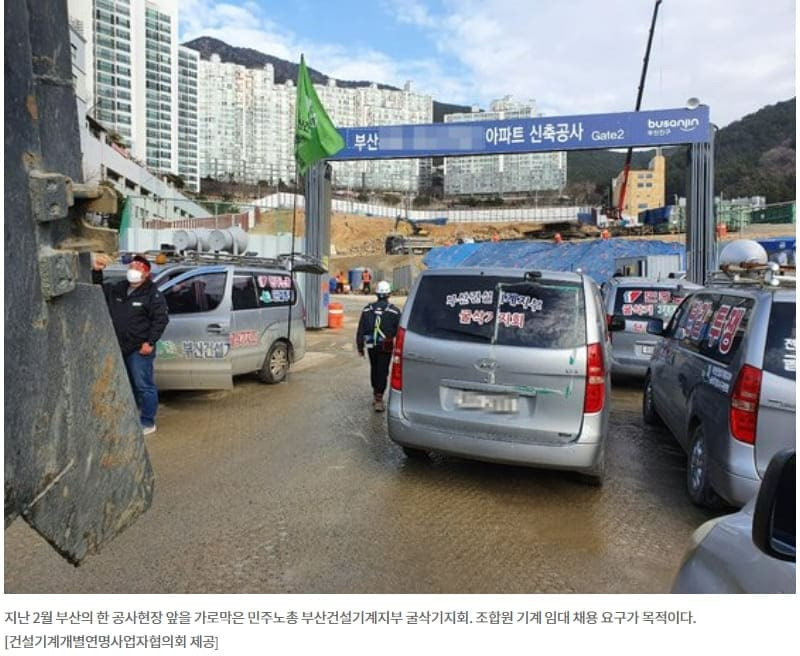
[414,217,448,226]
[757,237,795,254]
[423,239,686,285]
[639,206,675,225]
[756,237,796,265]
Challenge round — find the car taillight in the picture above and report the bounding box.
[730,364,762,444]
[390,327,406,391]
[584,342,605,413]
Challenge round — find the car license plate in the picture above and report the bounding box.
[455,390,518,413]
[641,345,655,356]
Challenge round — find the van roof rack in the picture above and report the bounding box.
[706,262,796,289]
[121,250,328,274]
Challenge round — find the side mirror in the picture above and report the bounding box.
[752,450,795,562]
[646,318,665,335]
[608,315,626,332]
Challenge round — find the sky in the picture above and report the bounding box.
[179,0,796,128]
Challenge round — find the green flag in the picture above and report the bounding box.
[118,196,131,250]
[295,54,345,174]
[118,197,131,233]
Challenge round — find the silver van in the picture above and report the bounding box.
[154,264,306,389]
[387,268,611,484]
[643,267,796,508]
[603,276,700,377]
[671,449,795,593]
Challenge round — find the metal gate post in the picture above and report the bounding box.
[686,126,716,284]
[303,162,332,328]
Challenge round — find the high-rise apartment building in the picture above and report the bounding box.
[67,0,199,191]
[177,46,200,191]
[197,54,433,192]
[323,80,433,193]
[142,2,176,173]
[443,97,567,196]
[199,55,275,184]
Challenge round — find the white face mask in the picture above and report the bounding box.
[126,269,144,284]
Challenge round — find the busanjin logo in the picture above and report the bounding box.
[647,117,700,132]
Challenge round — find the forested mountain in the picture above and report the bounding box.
[704,98,795,202]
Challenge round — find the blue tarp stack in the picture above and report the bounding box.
[423,239,686,285]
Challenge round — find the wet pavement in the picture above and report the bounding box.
[4,295,718,593]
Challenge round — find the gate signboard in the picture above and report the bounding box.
[329,106,710,160]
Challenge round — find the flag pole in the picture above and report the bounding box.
[285,178,299,379]
[291,53,345,356]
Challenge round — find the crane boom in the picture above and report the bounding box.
[616,0,663,219]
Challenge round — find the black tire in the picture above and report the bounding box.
[401,445,428,459]
[257,342,289,384]
[686,424,724,508]
[642,373,662,426]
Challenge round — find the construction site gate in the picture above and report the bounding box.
[303,106,714,327]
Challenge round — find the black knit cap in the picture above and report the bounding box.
[131,254,151,271]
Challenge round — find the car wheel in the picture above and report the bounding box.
[401,445,428,459]
[686,425,723,508]
[258,342,289,384]
[642,373,662,426]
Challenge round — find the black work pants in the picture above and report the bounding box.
[368,348,392,397]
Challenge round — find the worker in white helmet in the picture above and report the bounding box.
[355,280,401,412]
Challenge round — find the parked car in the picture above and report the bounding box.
[604,276,700,377]
[387,267,610,484]
[154,263,306,389]
[642,254,796,508]
[671,449,795,593]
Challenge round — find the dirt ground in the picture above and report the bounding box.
[251,208,795,278]
[252,209,605,256]
[4,300,718,595]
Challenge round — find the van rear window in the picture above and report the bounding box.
[614,287,688,321]
[673,293,753,364]
[407,275,586,349]
[763,302,796,381]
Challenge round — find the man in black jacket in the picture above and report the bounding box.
[93,253,169,434]
[356,280,401,412]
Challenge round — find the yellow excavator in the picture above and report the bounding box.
[394,215,430,237]
[385,216,435,254]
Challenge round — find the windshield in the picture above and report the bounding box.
[407,275,586,348]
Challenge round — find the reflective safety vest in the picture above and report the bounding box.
[356,301,400,352]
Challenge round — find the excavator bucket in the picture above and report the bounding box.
[4,0,154,564]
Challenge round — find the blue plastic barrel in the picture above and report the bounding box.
[349,268,365,291]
